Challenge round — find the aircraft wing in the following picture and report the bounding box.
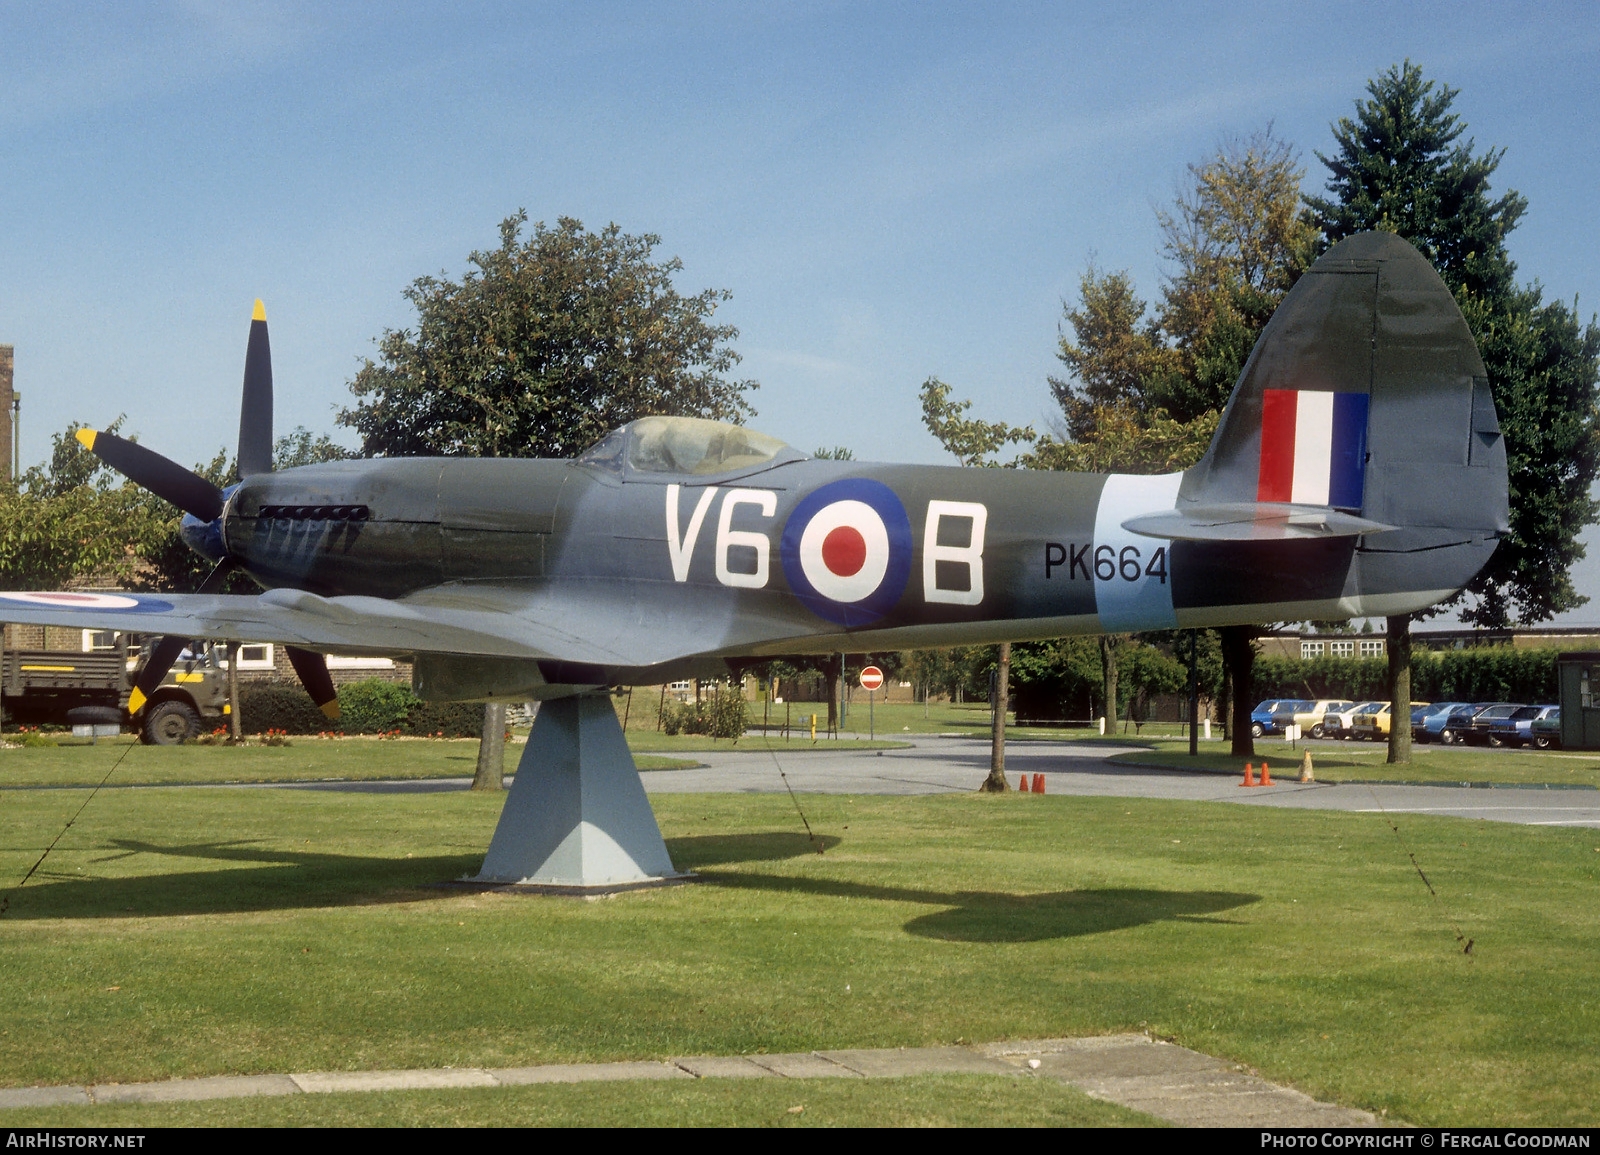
[0,582,795,669]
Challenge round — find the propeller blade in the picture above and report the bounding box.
[285,646,340,722]
[126,559,237,715]
[237,299,273,477]
[75,429,224,522]
[127,635,189,717]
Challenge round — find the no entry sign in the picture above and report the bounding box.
[858,665,884,692]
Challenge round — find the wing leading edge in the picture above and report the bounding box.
[0,582,796,671]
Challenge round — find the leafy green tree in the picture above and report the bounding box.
[0,420,165,590]
[917,377,1034,466]
[275,426,353,469]
[339,211,757,459]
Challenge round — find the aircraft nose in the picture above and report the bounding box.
[179,511,227,563]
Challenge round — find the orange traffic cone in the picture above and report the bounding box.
[1032,773,1045,794]
[1260,761,1273,786]
[1240,762,1256,787]
[1017,774,1027,793]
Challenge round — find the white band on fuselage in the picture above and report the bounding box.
[1092,473,1182,633]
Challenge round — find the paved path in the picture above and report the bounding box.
[654,735,1600,828]
[0,1035,1375,1127]
[281,735,1600,829]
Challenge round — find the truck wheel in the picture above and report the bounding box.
[142,701,201,745]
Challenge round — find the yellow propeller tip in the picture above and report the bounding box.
[252,299,266,322]
[321,700,341,721]
[127,688,147,714]
[75,428,97,451]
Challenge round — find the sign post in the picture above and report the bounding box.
[859,665,884,741]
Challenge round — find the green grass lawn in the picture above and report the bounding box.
[5,1074,1156,1128]
[1117,739,1600,788]
[0,737,699,789]
[1,786,1597,1125]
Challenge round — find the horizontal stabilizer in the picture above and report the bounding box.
[1122,503,1397,542]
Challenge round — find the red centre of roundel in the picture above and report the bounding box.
[820,525,868,577]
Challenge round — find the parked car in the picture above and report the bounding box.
[1250,700,1293,739]
[1466,703,1526,746]
[1412,702,1469,743]
[1323,701,1382,740]
[1434,703,1491,745]
[1483,705,1559,748]
[1352,701,1426,741]
[1529,707,1561,750]
[1293,700,1356,739]
[1341,701,1389,740]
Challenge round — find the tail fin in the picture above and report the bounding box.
[1167,231,1507,547]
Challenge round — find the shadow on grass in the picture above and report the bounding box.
[2,839,483,920]
[2,831,841,920]
[700,871,1259,943]
[666,831,842,867]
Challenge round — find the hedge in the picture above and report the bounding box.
[1252,647,1559,705]
[238,679,486,736]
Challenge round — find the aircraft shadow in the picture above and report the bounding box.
[1,835,1253,941]
[698,871,1259,943]
[0,838,483,920]
[1,831,840,920]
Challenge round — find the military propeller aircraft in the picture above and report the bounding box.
[0,232,1507,888]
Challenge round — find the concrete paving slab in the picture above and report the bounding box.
[673,1055,775,1078]
[815,1046,1017,1078]
[748,1053,862,1078]
[983,1033,1149,1056]
[994,1037,1377,1129]
[491,1062,690,1084]
[0,1037,1374,1125]
[1030,1041,1227,1079]
[93,1074,300,1103]
[291,1068,497,1093]
[0,1085,90,1108]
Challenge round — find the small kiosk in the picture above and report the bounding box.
[1556,652,1600,749]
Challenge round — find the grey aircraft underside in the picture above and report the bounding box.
[0,232,1507,715]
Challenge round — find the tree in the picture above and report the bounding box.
[1048,268,1175,440]
[918,377,1034,467]
[339,211,757,460]
[1307,61,1600,761]
[0,420,165,591]
[473,702,507,791]
[275,426,353,469]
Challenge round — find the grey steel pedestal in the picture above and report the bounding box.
[473,694,683,888]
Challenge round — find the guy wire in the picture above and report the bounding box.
[1362,781,1474,956]
[0,737,138,918]
[760,731,825,855]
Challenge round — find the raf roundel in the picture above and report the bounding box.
[780,479,912,626]
[0,591,173,613]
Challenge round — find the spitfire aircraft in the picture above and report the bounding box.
[0,232,1507,887]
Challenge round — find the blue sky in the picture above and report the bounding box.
[3,2,1598,618]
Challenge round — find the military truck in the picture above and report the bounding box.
[0,638,232,744]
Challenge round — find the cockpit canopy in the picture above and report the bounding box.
[578,417,803,477]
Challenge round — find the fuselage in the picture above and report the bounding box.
[191,450,1491,669]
